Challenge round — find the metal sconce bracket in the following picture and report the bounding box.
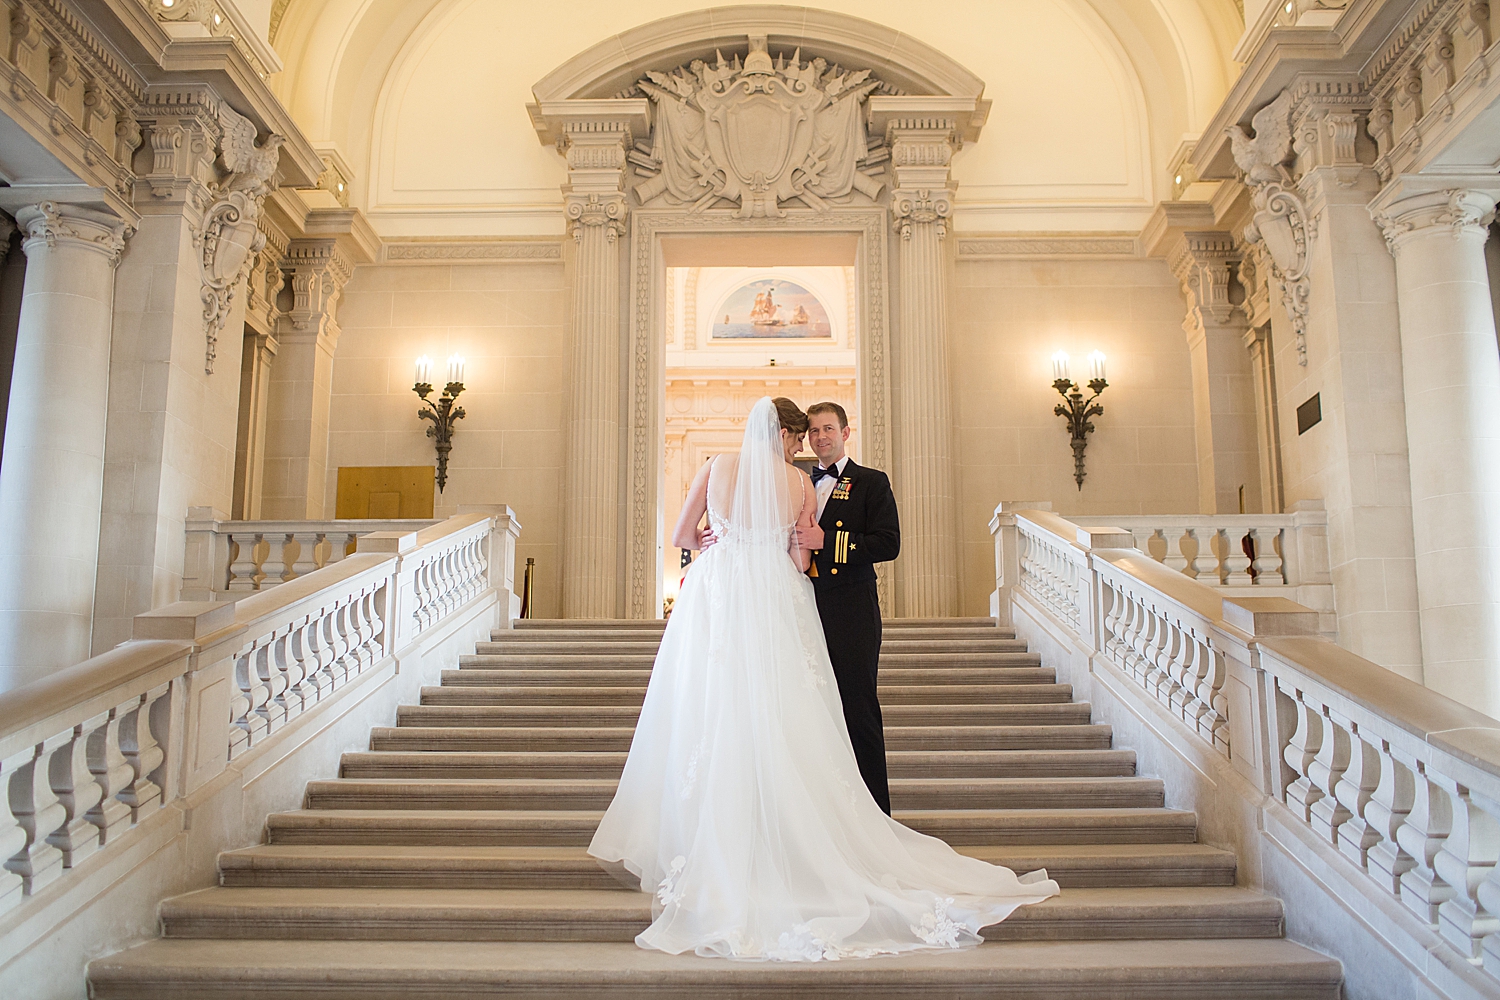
[1054,377,1107,490]
[414,381,466,493]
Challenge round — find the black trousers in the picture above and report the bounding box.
[815,579,890,815]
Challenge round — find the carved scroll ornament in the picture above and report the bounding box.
[1227,89,1314,366]
[631,35,886,218]
[199,105,284,374]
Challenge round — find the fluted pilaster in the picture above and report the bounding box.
[889,121,961,617]
[560,123,630,618]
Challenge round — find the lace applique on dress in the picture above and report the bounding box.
[680,739,706,800]
[912,897,963,949]
[657,855,687,907]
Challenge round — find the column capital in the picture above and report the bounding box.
[890,189,954,240]
[556,119,632,241]
[886,119,960,216]
[1371,184,1500,255]
[564,192,628,242]
[281,239,353,350]
[1168,231,1243,331]
[14,202,131,265]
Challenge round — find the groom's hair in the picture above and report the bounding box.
[807,401,848,429]
[772,397,809,434]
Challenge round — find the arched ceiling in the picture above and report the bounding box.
[270,1,1242,237]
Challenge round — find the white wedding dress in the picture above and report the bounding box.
[588,397,1059,961]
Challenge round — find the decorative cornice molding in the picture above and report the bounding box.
[955,235,1139,259]
[382,241,564,263]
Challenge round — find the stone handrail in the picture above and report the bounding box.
[181,508,438,599]
[1002,506,1500,990]
[0,509,518,918]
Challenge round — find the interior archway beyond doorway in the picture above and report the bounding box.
[634,216,890,619]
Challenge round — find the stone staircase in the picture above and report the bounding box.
[89,618,1343,998]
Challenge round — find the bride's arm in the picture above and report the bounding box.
[670,460,714,550]
[789,470,815,572]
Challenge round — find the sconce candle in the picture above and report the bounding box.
[1050,353,1109,490]
[413,357,466,493]
[1089,350,1107,382]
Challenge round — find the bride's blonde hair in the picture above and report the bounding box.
[772,397,808,435]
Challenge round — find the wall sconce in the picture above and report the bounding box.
[414,354,466,494]
[1051,350,1108,490]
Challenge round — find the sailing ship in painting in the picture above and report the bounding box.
[712,279,833,339]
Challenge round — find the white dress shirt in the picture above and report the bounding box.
[814,455,850,521]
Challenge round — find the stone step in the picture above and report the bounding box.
[461,649,1039,667]
[370,724,1115,753]
[438,666,1060,687]
[473,637,1028,655]
[88,937,1344,1000]
[393,703,1094,729]
[265,807,1196,847]
[157,886,1283,943]
[491,625,1019,644]
[416,683,1075,707]
[339,749,1138,781]
[302,776,1165,812]
[218,842,1236,891]
[510,617,1004,630]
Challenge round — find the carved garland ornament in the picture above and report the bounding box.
[197,104,284,374]
[1227,89,1314,366]
[630,35,887,218]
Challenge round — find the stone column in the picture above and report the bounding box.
[1242,323,1285,512]
[889,121,961,617]
[233,330,278,519]
[559,123,629,619]
[0,213,21,471]
[261,240,351,520]
[1375,185,1500,713]
[1169,232,1262,513]
[0,203,128,687]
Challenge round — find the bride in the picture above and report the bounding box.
[588,396,1058,961]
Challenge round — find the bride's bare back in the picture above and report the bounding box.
[671,454,817,571]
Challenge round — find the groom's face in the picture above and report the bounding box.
[808,414,849,465]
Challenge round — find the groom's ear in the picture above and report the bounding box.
[842,424,851,443]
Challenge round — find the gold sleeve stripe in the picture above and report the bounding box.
[835,530,850,563]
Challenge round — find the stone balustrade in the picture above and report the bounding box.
[999,506,1500,992]
[990,501,1335,637]
[0,510,517,920]
[180,508,438,599]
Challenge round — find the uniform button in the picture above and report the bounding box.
[831,568,838,574]
[836,520,843,527]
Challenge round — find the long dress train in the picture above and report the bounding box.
[588,397,1058,961]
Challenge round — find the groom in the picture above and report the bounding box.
[796,402,900,815]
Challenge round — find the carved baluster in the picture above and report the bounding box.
[85,700,135,844]
[1365,740,1417,894]
[334,599,360,678]
[254,642,287,734]
[298,615,333,700]
[1142,608,1170,696]
[1251,527,1284,584]
[289,532,323,581]
[227,532,262,592]
[5,733,69,895]
[1395,755,1455,924]
[1201,644,1230,753]
[117,685,167,817]
[1332,719,1383,868]
[1099,579,1122,657]
[1178,633,1212,730]
[232,647,269,752]
[1161,528,1189,575]
[0,749,31,911]
[1223,527,1253,586]
[260,533,290,584]
[273,628,306,720]
[1283,693,1325,822]
[1156,619,1188,713]
[1187,528,1219,582]
[46,718,106,867]
[1307,711,1353,844]
[1473,791,1500,977]
[321,609,348,688]
[1433,777,1500,957]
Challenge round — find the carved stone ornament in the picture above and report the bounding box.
[631,35,886,217]
[198,104,285,374]
[1227,90,1314,366]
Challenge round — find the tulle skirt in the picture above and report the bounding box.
[587,537,1059,961]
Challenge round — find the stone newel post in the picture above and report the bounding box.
[559,123,631,619]
[888,121,961,617]
[0,203,129,686]
[1375,185,1500,714]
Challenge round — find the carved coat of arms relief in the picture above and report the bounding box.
[631,35,888,217]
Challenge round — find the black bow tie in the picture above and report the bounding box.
[812,465,840,484]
